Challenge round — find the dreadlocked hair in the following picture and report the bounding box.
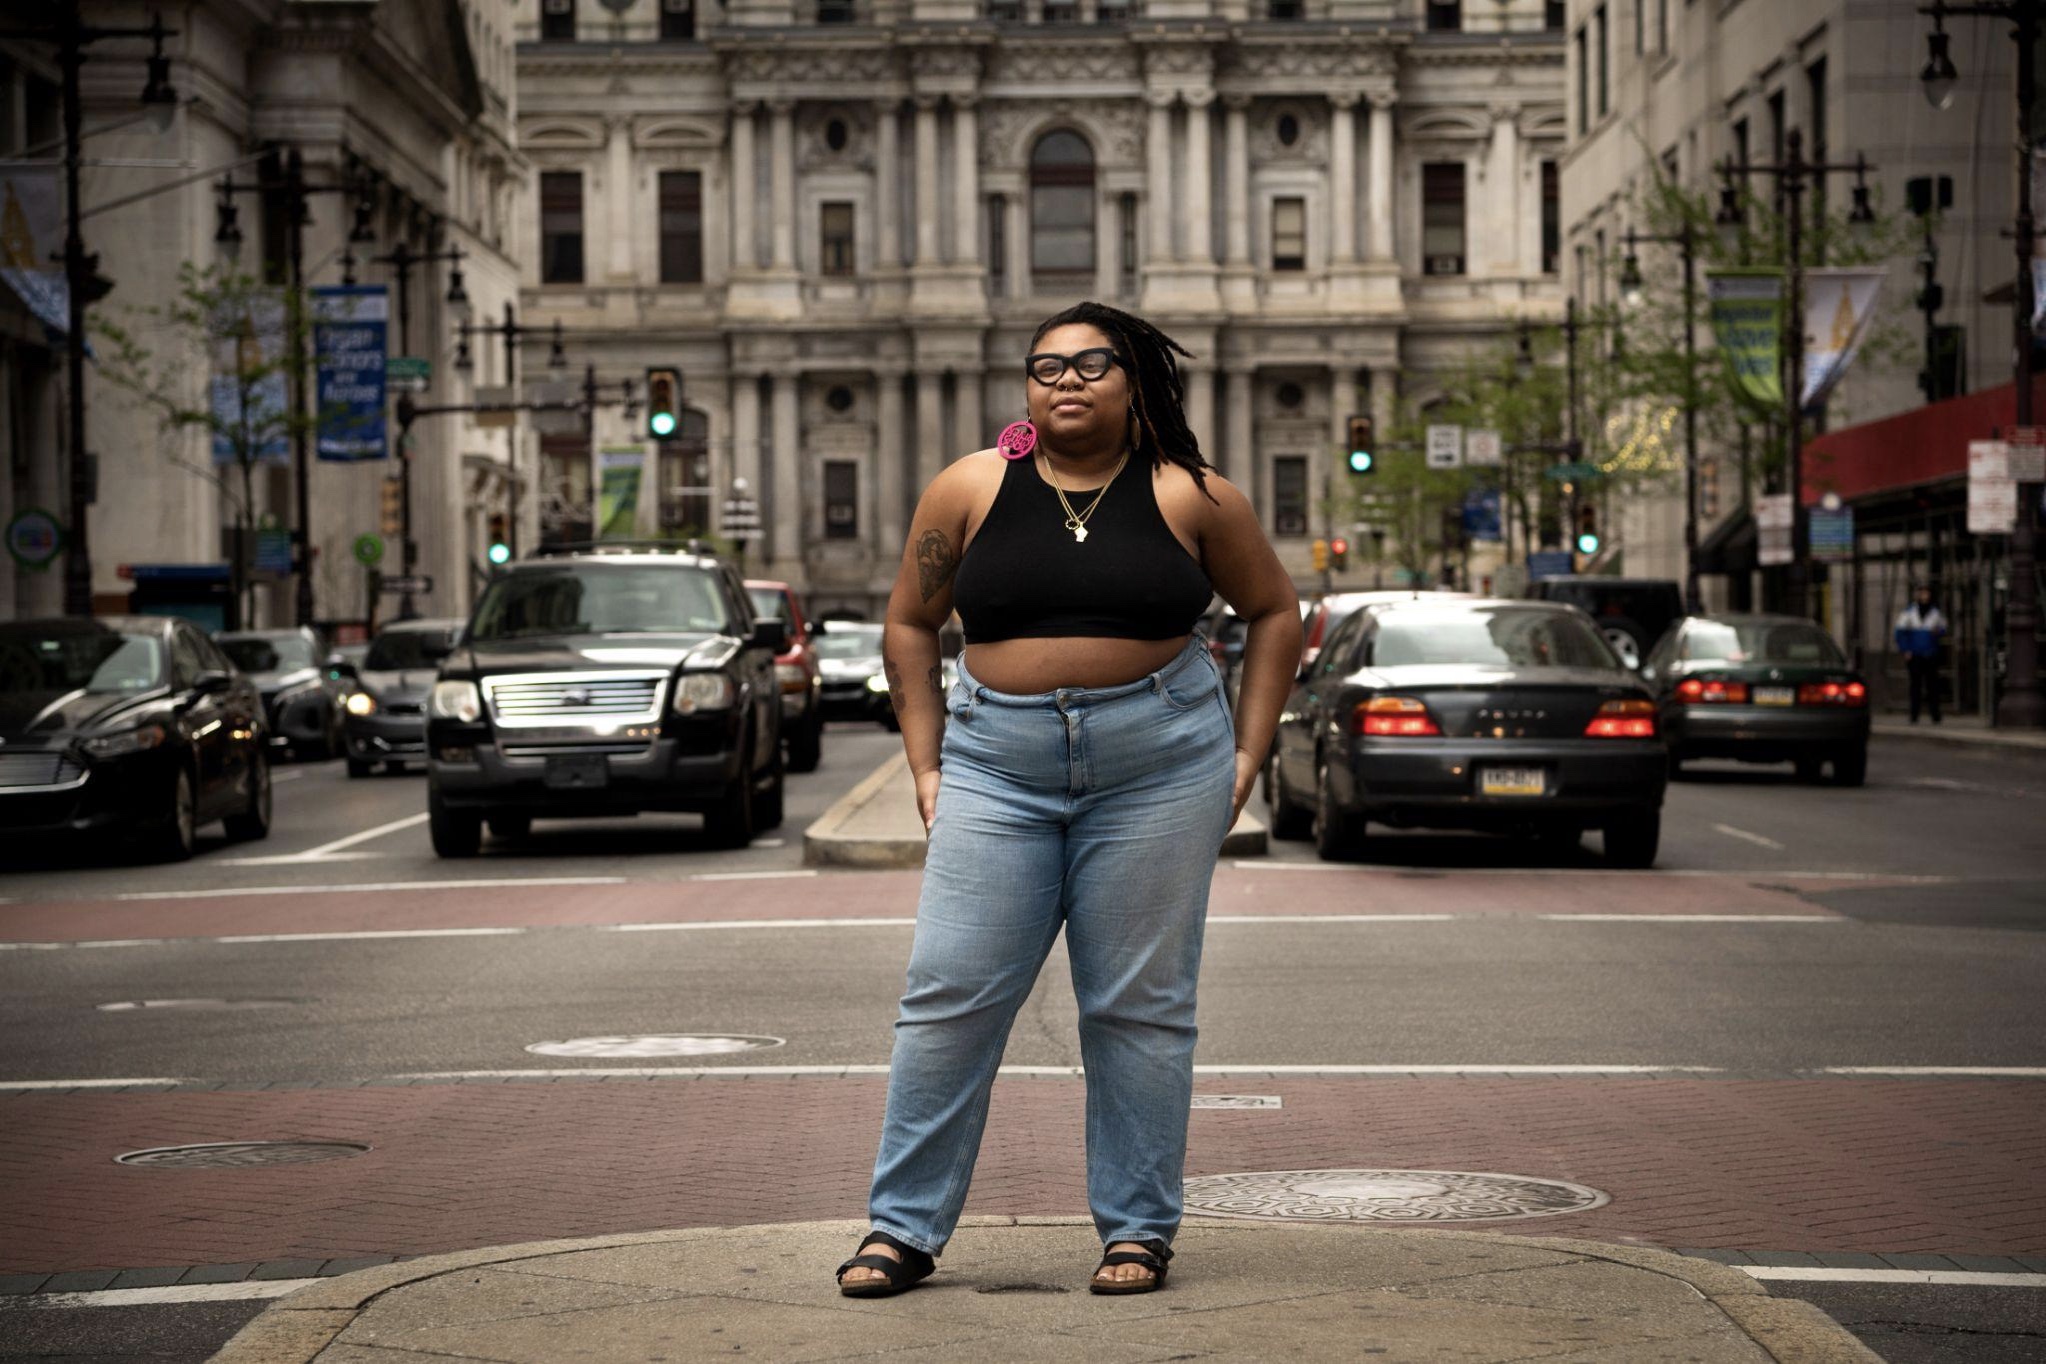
[1030,301,1219,505]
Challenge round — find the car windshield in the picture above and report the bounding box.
[1681,620,1845,666]
[0,627,165,696]
[218,635,314,673]
[469,567,733,641]
[365,629,455,672]
[1374,609,1618,669]
[814,627,884,659]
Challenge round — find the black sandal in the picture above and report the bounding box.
[1088,1238,1172,1295]
[836,1230,935,1298]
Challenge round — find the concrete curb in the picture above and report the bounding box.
[213,1216,1881,1364]
[1872,721,2046,752]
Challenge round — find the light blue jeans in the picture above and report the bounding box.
[867,634,1237,1256]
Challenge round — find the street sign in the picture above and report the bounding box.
[472,386,518,429]
[352,533,385,567]
[2007,426,2046,482]
[720,495,762,536]
[1526,550,1574,578]
[1464,429,1502,467]
[1543,461,1600,483]
[1809,505,1855,562]
[1969,440,2019,534]
[525,380,583,438]
[386,356,431,393]
[1425,424,1463,469]
[1756,492,1795,566]
[4,508,62,569]
[379,574,433,595]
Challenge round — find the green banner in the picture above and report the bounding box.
[1707,269,1785,411]
[597,447,644,540]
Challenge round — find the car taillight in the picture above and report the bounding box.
[1798,680,1867,706]
[1355,696,1442,737]
[1674,678,1749,704]
[1585,698,1657,738]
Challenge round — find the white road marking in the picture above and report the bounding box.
[271,811,430,862]
[1711,823,1786,851]
[391,1063,1727,1081]
[109,876,626,902]
[1822,1066,2046,1077]
[750,838,786,848]
[1212,914,1456,924]
[1739,1266,2046,1288]
[610,917,916,932]
[688,870,819,882]
[1226,861,1946,881]
[269,769,306,783]
[1540,914,1840,923]
[4,1279,320,1309]
[212,928,527,944]
[0,1078,183,1090]
[220,851,384,867]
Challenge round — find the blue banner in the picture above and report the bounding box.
[1462,489,1503,543]
[312,285,388,461]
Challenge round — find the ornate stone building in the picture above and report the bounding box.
[517,0,1566,614]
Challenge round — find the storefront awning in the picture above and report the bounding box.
[1802,375,2046,506]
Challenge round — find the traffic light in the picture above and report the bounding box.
[645,366,683,440]
[1575,504,1601,556]
[1345,414,1375,474]
[486,513,511,566]
[1311,538,1330,573]
[380,477,403,536]
[1329,536,1349,571]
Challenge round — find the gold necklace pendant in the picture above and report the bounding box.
[1042,449,1126,545]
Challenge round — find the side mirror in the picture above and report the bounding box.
[192,669,234,697]
[750,618,788,651]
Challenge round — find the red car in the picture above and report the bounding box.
[745,580,823,773]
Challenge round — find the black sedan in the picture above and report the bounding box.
[336,618,464,777]
[813,622,890,725]
[1266,599,1667,866]
[1641,614,1870,785]
[215,626,344,759]
[0,615,271,861]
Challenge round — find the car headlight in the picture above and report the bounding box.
[865,674,889,694]
[430,680,483,723]
[82,723,167,759]
[672,671,736,714]
[344,691,378,717]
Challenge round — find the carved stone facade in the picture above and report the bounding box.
[517,0,1565,615]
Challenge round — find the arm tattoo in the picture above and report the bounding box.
[916,530,959,604]
[925,663,943,701]
[884,658,906,715]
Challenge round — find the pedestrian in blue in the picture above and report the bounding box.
[835,302,1301,1298]
[1894,584,1947,724]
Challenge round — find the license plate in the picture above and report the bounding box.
[544,754,609,789]
[1480,766,1547,797]
[1754,686,1795,707]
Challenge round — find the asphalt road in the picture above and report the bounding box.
[1,725,2042,1362]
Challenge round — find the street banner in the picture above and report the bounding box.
[0,164,66,334]
[1425,424,1463,469]
[1755,492,1794,567]
[209,289,290,466]
[597,446,645,539]
[1809,504,1854,563]
[1800,268,1885,411]
[1707,269,1785,411]
[1968,440,2018,535]
[1462,488,1502,543]
[312,285,389,461]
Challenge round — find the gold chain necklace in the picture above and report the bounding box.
[1039,449,1129,544]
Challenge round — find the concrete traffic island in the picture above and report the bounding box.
[806,754,1268,869]
[211,1216,1877,1363]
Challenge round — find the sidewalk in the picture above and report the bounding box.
[1870,713,2046,751]
[213,1217,1878,1364]
[806,754,1268,868]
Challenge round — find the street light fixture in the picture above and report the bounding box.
[548,319,568,371]
[139,15,177,133]
[214,192,242,258]
[1618,249,1645,309]
[1921,23,1960,110]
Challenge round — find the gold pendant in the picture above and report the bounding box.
[1073,524,1089,543]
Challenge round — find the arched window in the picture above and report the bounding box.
[1030,130,1095,275]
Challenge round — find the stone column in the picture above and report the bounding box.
[875,101,900,271]
[876,368,907,561]
[1486,103,1520,276]
[1146,94,1174,264]
[952,96,979,265]
[953,365,983,456]
[1185,364,1214,468]
[768,100,797,272]
[607,115,634,279]
[1330,93,1358,264]
[1006,193,1030,295]
[914,97,941,267]
[1223,95,1251,266]
[731,372,761,529]
[1094,188,1119,300]
[915,371,944,489]
[1224,366,1254,486]
[730,102,757,272]
[1184,91,1214,265]
[770,370,801,563]
[1366,92,1396,262]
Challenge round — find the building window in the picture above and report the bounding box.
[658,170,702,284]
[1030,130,1095,275]
[1595,6,1609,116]
[540,0,575,41]
[1097,0,1131,21]
[989,193,1006,292]
[1271,197,1306,271]
[1273,456,1308,537]
[1422,162,1466,276]
[1575,28,1589,134]
[1541,160,1559,274]
[1119,191,1139,291]
[1426,1,1461,32]
[1277,113,1300,146]
[1546,0,1566,30]
[1633,0,1644,54]
[1808,57,1829,224]
[817,0,857,22]
[823,461,858,540]
[540,432,593,546]
[820,201,856,276]
[659,0,694,40]
[1042,0,1078,21]
[1268,0,1304,17]
[1656,0,1668,52]
[658,410,711,534]
[988,0,1022,18]
[539,170,583,284]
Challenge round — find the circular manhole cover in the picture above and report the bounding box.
[98,998,302,1012]
[115,1141,371,1169]
[523,1034,785,1058]
[1182,1169,1608,1224]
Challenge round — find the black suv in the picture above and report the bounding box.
[425,548,787,856]
[1524,576,1685,671]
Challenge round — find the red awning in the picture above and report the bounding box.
[1802,376,2046,507]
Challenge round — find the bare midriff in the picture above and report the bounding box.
[962,635,1192,694]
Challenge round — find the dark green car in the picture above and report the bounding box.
[1641,615,1870,785]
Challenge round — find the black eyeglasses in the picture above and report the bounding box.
[1025,348,1122,385]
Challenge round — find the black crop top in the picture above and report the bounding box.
[952,455,1214,644]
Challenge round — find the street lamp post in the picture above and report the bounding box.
[370,239,469,621]
[1714,129,1878,621]
[1919,0,2042,727]
[1621,223,1704,613]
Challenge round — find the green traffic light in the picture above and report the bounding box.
[1575,532,1600,555]
[1347,449,1374,474]
[649,410,678,438]
[487,542,511,566]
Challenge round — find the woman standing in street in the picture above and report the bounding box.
[835,302,1302,1297]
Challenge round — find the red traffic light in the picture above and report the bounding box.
[1329,537,1350,556]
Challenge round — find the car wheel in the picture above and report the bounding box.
[428,785,481,858]
[346,757,374,779]
[487,813,531,841]
[752,737,786,832]
[1311,758,1365,862]
[1602,809,1661,869]
[150,767,198,863]
[788,706,823,774]
[1794,756,1826,784]
[223,750,272,842]
[1831,746,1868,788]
[1266,751,1313,841]
[1599,618,1648,671]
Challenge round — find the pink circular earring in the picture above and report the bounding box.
[997,420,1037,461]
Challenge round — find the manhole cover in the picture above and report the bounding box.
[523,1034,785,1058]
[1182,1169,1608,1224]
[115,1141,371,1169]
[98,998,302,1012]
[1191,1095,1282,1110]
